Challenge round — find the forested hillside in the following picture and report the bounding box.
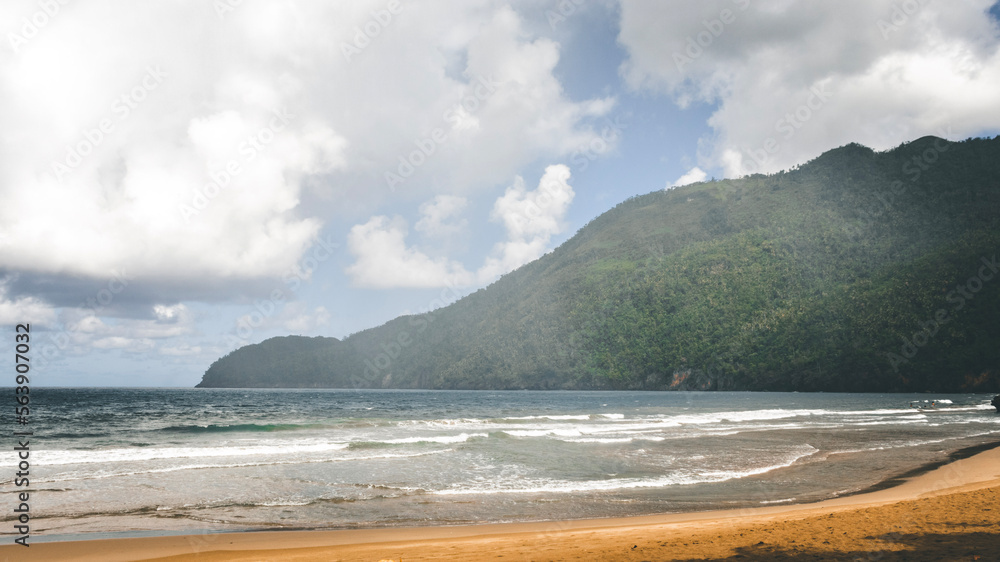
[197,136,1000,392]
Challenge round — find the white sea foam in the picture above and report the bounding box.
[558,437,635,444]
[853,419,929,426]
[33,449,454,483]
[503,415,592,421]
[380,432,487,444]
[31,432,481,467]
[35,441,352,466]
[835,408,926,416]
[404,418,490,428]
[759,497,797,504]
[432,446,817,495]
[504,429,584,438]
[555,436,668,444]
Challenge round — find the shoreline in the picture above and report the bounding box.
[834,438,1000,497]
[6,439,1000,561]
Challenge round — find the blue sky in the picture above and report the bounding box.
[2,0,999,386]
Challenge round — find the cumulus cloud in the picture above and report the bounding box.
[26,303,197,370]
[281,303,332,333]
[0,6,344,286]
[669,167,708,188]
[346,215,475,289]
[618,0,1000,176]
[479,164,574,280]
[0,1,611,308]
[415,195,469,238]
[63,304,195,341]
[347,164,575,288]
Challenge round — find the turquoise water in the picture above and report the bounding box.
[3,388,998,540]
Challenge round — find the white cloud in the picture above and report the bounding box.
[93,336,156,351]
[159,344,204,357]
[231,300,332,336]
[669,167,708,189]
[153,304,186,321]
[0,279,57,327]
[479,164,574,281]
[415,195,469,238]
[618,0,1000,176]
[282,303,332,333]
[63,304,195,341]
[346,215,474,288]
[346,165,575,288]
[0,1,610,301]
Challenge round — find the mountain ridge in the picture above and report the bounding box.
[197,135,1000,392]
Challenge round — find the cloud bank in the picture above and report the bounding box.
[0,1,611,305]
[618,0,1000,176]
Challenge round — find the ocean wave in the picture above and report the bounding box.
[158,422,331,433]
[555,436,666,444]
[852,419,929,426]
[387,408,885,440]
[28,429,494,467]
[352,433,488,447]
[32,441,352,466]
[835,408,928,416]
[431,446,817,495]
[759,497,798,504]
[401,418,491,428]
[503,415,592,421]
[638,409,825,426]
[404,413,627,429]
[29,449,453,484]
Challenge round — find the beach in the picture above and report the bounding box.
[6,439,999,561]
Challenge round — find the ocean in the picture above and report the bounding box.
[3,388,999,542]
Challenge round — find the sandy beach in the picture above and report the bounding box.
[6,443,1000,561]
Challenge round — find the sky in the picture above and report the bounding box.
[2,0,1000,387]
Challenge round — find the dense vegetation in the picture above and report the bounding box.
[197,136,1000,392]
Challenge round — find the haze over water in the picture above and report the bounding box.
[5,389,998,540]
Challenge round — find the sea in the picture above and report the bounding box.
[3,388,999,542]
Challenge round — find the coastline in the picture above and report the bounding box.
[6,439,1000,561]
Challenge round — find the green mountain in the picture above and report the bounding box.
[197,136,1000,392]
